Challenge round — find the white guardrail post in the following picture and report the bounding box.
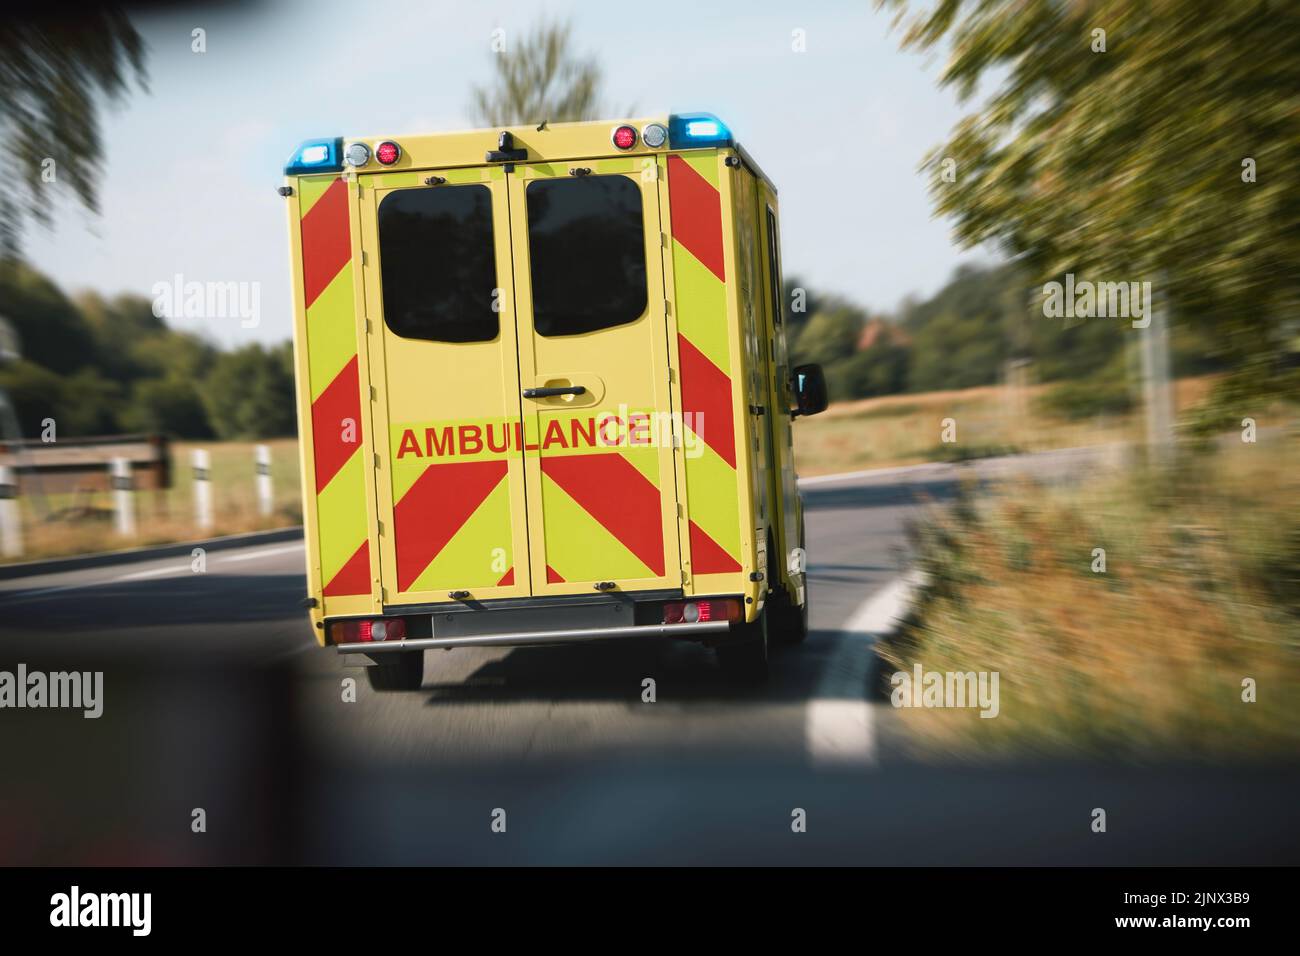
[255,444,273,518]
[0,464,22,557]
[193,448,213,532]
[111,457,135,537]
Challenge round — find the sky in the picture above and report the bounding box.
[25,0,990,348]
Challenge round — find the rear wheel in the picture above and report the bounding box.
[365,650,424,691]
[767,540,809,645]
[717,608,769,683]
[771,584,809,644]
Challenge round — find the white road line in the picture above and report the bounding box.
[112,566,187,582]
[805,571,923,767]
[218,543,304,563]
[0,583,84,604]
[798,462,948,487]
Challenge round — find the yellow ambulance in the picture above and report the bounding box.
[281,113,828,688]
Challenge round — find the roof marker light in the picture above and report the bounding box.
[375,141,402,165]
[283,137,343,175]
[667,113,732,150]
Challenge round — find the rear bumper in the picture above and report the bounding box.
[336,620,728,654]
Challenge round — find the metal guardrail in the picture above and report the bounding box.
[0,434,171,494]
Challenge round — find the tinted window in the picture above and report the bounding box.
[765,207,783,326]
[525,176,647,336]
[377,185,498,343]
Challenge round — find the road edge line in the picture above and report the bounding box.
[0,526,305,580]
[805,569,926,767]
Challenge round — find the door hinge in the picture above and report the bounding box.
[661,232,669,249]
[370,386,377,402]
[373,453,381,469]
[360,250,368,266]
[365,318,373,334]
[664,299,672,316]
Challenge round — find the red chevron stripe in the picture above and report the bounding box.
[323,541,370,596]
[546,565,565,584]
[393,459,507,592]
[300,177,352,308]
[310,355,363,493]
[541,452,665,577]
[667,154,725,281]
[497,567,514,587]
[689,520,741,574]
[677,333,736,469]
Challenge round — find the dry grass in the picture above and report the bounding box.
[878,437,1300,760]
[4,439,302,563]
[793,377,1217,476]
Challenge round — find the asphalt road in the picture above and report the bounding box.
[2,447,1297,865]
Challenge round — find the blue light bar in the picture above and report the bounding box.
[284,137,343,175]
[667,113,732,149]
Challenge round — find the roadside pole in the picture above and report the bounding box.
[1140,275,1175,465]
[111,457,136,537]
[255,444,273,518]
[0,464,21,557]
[193,448,213,532]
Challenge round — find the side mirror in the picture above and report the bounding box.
[791,363,828,417]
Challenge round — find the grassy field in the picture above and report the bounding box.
[792,377,1217,475]
[876,435,1300,760]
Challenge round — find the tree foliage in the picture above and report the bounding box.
[879,0,1300,402]
[469,19,605,127]
[0,262,291,440]
[0,10,146,259]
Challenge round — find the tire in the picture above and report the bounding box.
[771,584,810,645]
[768,539,809,645]
[366,650,424,691]
[717,608,769,683]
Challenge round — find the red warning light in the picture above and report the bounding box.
[611,126,637,150]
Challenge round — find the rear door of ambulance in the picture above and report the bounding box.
[359,159,682,606]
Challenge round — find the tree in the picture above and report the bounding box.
[0,261,100,374]
[469,19,605,126]
[827,342,910,401]
[201,344,297,440]
[790,300,865,367]
[0,10,146,259]
[880,0,1300,408]
[121,376,214,439]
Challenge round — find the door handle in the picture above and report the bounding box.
[523,385,587,399]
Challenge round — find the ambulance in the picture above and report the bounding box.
[281,113,828,689]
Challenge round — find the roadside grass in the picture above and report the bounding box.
[876,435,1300,760]
[792,377,1216,475]
[5,439,302,563]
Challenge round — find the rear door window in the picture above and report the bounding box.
[377,184,499,343]
[524,176,647,336]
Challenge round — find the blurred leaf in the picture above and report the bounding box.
[469,19,608,127]
[0,9,146,260]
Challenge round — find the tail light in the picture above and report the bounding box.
[663,599,741,624]
[329,617,407,644]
